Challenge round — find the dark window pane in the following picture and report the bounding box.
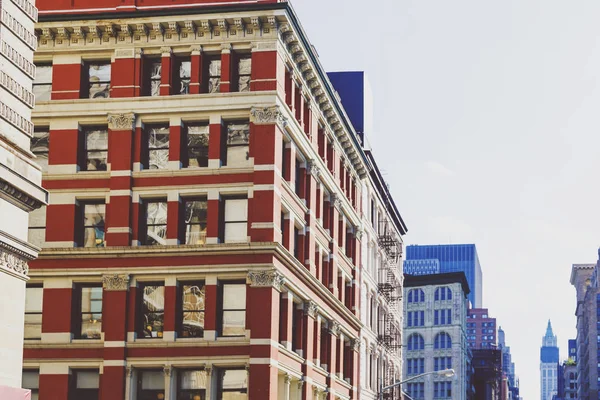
[184,200,207,245]
[186,125,209,168]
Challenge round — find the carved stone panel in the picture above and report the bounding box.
[102,274,130,291]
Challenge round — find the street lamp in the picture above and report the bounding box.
[378,369,455,400]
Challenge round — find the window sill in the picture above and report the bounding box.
[72,338,103,344]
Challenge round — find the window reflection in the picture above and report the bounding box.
[138,370,165,400]
[178,370,207,400]
[33,64,52,102]
[140,285,165,338]
[208,59,221,93]
[28,205,46,248]
[237,57,251,93]
[147,125,170,170]
[79,286,103,339]
[144,201,167,246]
[148,60,162,97]
[225,122,250,167]
[186,124,209,168]
[83,203,105,247]
[184,200,207,245]
[223,199,248,244]
[83,127,108,171]
[181,283,205,338]
[31,128,49,172]
[220,369,248,400]
[87,63,111,99]
[178,59,191,94]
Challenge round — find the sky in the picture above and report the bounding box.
[292,1,600,398]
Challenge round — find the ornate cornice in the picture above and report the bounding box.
[303,300,318,318]
[102,274,130,291]
[247,269,285,291]
[107,112,136,131]
[0,179,43,211]
[250,106,288,130]
[0,246,29,276]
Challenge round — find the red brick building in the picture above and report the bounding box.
[24,1,376,399]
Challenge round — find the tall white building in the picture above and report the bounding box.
[403,272,471,400]
[540,320,559,400]
[358,151,407,399]
[0,0,46,393]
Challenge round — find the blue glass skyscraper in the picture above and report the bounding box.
[404,244,483,307]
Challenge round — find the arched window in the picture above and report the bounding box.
[408,289,425,303]
[434,287,452,301]
[434,332,452,349]
[407,333,425,351]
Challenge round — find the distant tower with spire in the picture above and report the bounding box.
[540,320,559,400]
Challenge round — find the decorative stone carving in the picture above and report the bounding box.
[306,161,321,178]
[205,366,212,376]
[163,365,172,377]
[108,113,136,131]
[247,270,285,291]
[0,179,43,210]
[328,321,341,336]
[355,229,364,241]
[102,274,130,291]
[0,247,29,276]
[303,301,318,318]
[250,106,288,129]
[297,379,304,391]
[330,194,342,211]
[284,373,292,384]
[351,338,361,352]
[126,366,133,377]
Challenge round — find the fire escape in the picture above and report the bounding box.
[377,217,403,354]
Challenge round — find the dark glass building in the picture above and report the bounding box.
[404,244,483,307]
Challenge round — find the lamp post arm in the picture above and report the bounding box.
[381,371,432,392]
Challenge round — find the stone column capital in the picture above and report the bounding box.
[247,269,285,291]
[107,112,136,131]
[102,274,130,291]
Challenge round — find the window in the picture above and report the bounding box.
[406,382,424,399]
[224,121,250,167]
[24,286,43,340]
[434,287,452,301]
[145,124,170,170]
[139,283,165,338]
[407,311,424,327]
[83,62,111,99]
[81,126,108,171]
[434,357,452,371]
[218,369,248,399]
[70,370,100,400]
[178,369,207,400]
[434,381,452,398]
[434,332,452,349]
[144,58,162,97]
[236,55,251,92]
[174,56,191,95]
[407,358,425,375]
[219,282,246,337]
[28,206,46,248]
[22,370,39,400]
[142,200,167,246]
[33,64,52,102]
[407,334,424,351]
[180,282,205,338]
[207,57,221,93]
[408,289,425,303]
[434,309,452,325]
[32,127,49,171]
[183,199,208,245]
[137,370,165,400]
[222,198,248,243]
[73,284,103,339]
[184,124,209,168]
[79,202,105,247]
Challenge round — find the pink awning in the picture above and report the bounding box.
[0,385,31,400]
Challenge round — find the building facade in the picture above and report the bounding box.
[466,308,496,350]
[471,349,503,400]
[541,320,559,400]
[21,0,401,399]
[403,272,471,400]
[571,262,597,400]
[404,244,483,307]
[0,0,46,393]
[498,327,520,400]
[562,362,577,400]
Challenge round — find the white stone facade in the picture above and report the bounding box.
[403,279,470,400]
[0,0,46,390]
[358,160,405,400]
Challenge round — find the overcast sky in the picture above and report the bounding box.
[292,0,600,398]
